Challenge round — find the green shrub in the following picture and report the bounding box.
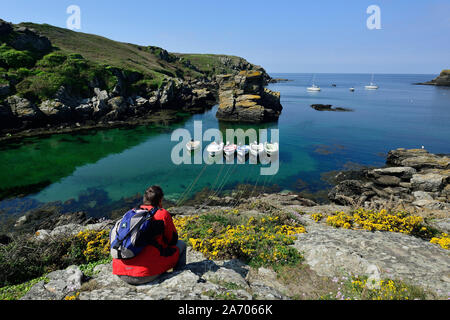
[0,230,110,287]
[0,45,36,69]
[36,52,67,68]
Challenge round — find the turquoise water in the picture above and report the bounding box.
[0,73,449,214]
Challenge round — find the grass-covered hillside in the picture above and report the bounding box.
[0,20,265,104]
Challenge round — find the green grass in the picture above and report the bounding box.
[0,275,49,300]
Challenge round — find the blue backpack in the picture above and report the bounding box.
[110,207,159,259]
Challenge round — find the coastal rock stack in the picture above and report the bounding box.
[215,70,282,123]
[329,148,450,210]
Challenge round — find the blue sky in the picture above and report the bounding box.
[1,0,449,74]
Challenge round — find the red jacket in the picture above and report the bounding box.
[112,205,180,277]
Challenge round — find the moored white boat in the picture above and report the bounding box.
[264,142,279,156]
[237,144,250,157]
[349,87,355,92]
[365,74,379,90]
[206,141,224,157]
[186,140,200,151]
[365,83,379,90]
[250,141,264,156]
[307,74,321,92]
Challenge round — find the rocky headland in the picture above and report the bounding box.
[215,70,283,123]
[415,70,450,86]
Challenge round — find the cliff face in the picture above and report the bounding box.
[215,70,282,123]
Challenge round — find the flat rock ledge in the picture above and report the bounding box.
[293,223,450,294]
[22,248,288,301]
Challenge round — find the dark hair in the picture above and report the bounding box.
[143,186,164,207]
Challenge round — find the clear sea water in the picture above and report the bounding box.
[0,73,449,215]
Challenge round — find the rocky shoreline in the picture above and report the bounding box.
[328,148,450,213]
[0,19,277,140]
[6,191,448,301]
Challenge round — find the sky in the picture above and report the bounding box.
[1,0,449,74]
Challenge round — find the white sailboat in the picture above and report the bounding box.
[365,74,379,90]
[307,74,321,92]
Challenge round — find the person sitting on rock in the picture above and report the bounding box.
[112,185,186,285]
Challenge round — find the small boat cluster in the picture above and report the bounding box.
[307,74,379,92]
[186,140,279,160]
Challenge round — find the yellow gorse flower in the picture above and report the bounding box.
[430,233,450,250]
[174,213,305,265]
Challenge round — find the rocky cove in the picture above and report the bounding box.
[1,148,448,301]
[1,18,449,302]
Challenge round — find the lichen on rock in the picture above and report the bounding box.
[215,70,282,123]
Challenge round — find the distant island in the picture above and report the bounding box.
[415,70,450,86]
[0,19,282,140]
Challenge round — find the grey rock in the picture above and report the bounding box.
[411,173,446,192]
[10,26,51,52]
[6,95,42,122]
[293,224,450,294]
[0,84,10,96]
[375,175,401,187]
[39,100,72,121]
[21,266,83,300]
[370,167,416,179]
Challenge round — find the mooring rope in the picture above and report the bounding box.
[176,163,209,207]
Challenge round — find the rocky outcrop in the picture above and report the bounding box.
[293,221,450,294]
[416,70,450,87]
[0,78,217,136]
[16,191,450,300]
[215,71,282,123]
[329,148,450,210]
[311,104,353,112]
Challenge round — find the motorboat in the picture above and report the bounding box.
[250,141,264,157]
[186,140,200,151]
[206,141,224,157]
[264,142,279,156]
[237,144,250,157]
[365,74,379,90]
[223,142,237,156]
[349,87,355,92]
